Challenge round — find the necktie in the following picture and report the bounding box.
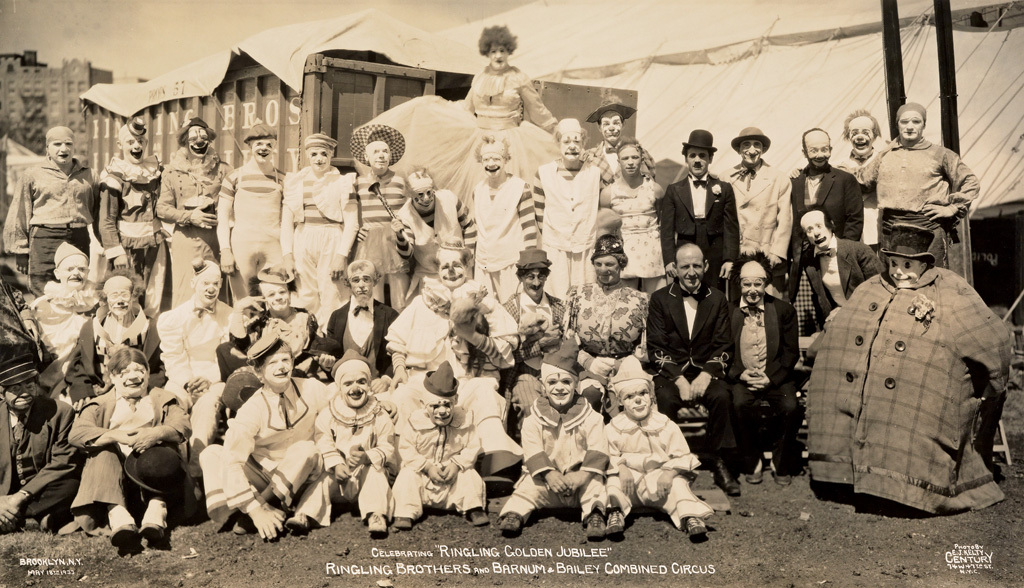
[12,416,25,447]
[737,166,757,189]
[194,306,211,319]
[280,394,293,429]
[353,305,370,316]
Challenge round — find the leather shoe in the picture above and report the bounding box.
[711,458,741,496]
[744,470,763,485]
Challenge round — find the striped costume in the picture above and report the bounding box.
[473,175,538,302]
[218,158,285,299]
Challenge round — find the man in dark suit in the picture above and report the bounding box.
[1,354,80,534]
[647,243,739,496]
[790,128,863,261]
[787,208,884,330]
[660,130,739,290]
[313,260,400,391]
[728,256,801,487]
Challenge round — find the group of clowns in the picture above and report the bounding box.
[0,25,1013,551]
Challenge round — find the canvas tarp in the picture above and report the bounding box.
[80,8,482,118]
[445,0,1023,212]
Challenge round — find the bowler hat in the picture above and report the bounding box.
[731,127,771,153]
[423,361,458,399]
[586,100,636,124]
[515,248,551,270]
[881,223,936,264]
[349,124,405,167]
[124,445,186,495]
[682,129,717,153]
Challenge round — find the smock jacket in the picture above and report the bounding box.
[807,268,1010,513]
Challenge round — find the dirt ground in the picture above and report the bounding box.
[3,399,1023,588]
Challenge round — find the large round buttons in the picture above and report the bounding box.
[855,336,864,346]
[884,378,896,389]
[868,302,878,311]
[846,372,855,382]
[895,341,906,352]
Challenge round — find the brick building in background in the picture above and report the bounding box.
[0,50,113,156]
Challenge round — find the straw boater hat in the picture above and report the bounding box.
[349,124,405,166]
[731,126,772,153]
[586,99,637,124]
[881,223,936,264]
[176,117,217,146]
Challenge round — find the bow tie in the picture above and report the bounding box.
[194,306,214,318]
[742,305,763,316]
[736,167,757,181]
[677,285,707,300]
[605,146,617,154]
[692,178,707,189]
[353,305,370,316]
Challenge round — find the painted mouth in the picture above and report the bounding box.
[484,164,500,173]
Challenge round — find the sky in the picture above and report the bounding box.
[0,0,531,80]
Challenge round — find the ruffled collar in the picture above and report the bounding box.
[419,279,491,319]
[106,155,161,183]
[41,281,99,313]
[94,305,149,344]
[472,65,530,98]
[167,147,221,178]
[532,395,592,430]
[327,395,383,428]
[608,408,671,434]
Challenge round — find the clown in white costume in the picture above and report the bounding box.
[281,133,358,326]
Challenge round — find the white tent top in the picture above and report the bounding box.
[444,0,1023,212]
[80,8,482,118]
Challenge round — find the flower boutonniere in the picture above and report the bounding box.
[712,184,722,196]
[907,293,936,331]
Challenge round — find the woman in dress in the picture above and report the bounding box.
[602,139,665,293]
[564,234,649,412]
[361,25,559,205]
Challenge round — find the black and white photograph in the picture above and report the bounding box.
[1,0,1022,586]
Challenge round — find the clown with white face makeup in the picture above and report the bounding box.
[281,133,358,326]
[395,168,477,303]
[497,339,611,540]
[604,356,712,539]
[157,118,233,308]
[808,222,1011,514]
[313,350,395,536]
[3,126,96,297]
[833,110,883,249]
[473,135,540,301]
[29,242,99,395]
[854,102,980,276]
[97,117,166,316]
[583,101,656,185]
[217,122,286,301]
[532,119,603,298]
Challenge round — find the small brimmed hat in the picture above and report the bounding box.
[221,368,262,412]
[244,121,276,144]
[124,445,186,495]
[731,126,771,153]
[515,248,551,270]
[423,361,458,399]
[682,129,716,153]
[177,117,217,146]
[256,264,295,285]
[586,100,636,124]
[246,329,285,362]
[0,351,39,387]
[350,124,405,166]
[881,223,936,264]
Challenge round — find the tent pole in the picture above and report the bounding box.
[880,0,906,139]
[934,0,974,283]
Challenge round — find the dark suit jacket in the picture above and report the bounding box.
[1,397,79,497]
[787,238,885,321]
[646,282,732,380]
[728,295,799,387]
[790,164,863,249]
[314,300,400,378]
[659,176,739,267]
[65,312,164,403]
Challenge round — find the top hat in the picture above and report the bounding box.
[244,121,277,144]
[124,445,186,495]
[881,223,936,264]
[127,116,147,138]
[586,100,636,124]
[682,129,716,153]
[515,248,551,270]
[423,361,458,399]
[349,124,405,167]
[731,126,772,153]
[176,117,217,146]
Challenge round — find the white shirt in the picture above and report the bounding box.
[689,175,709,219]
[816,235,846,306]
[157,299,232,401]
[519,291,552,370]
[109,394,155,456]
[682,292,699,338]
[346,297,374,349]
